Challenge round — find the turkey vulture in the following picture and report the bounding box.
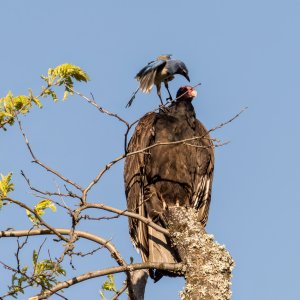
[124,86,214,280]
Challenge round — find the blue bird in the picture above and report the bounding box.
[126,55,190,107]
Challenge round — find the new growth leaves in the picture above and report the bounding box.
[26,199,57,226]
[41,63,90,102]
[8,249,66,298]
[32,249,66,290]
[0,172,14,207]
[0,63,89,130]
[99,274,119,300]
[0,92,42,129]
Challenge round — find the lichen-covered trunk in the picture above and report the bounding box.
[165,207,234,300]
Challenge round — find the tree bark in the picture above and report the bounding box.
[165,207,234,300]
[128,270,148,300]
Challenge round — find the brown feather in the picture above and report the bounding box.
[124,113,156,261]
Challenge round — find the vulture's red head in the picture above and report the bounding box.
[176,86,197,102]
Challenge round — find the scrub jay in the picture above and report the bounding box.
[126,55,190,107]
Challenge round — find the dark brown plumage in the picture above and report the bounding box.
[124,86,214,281]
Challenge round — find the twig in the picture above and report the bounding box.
[111,282,128,300]
[70,88,129,127]
[0,261,68,300]
[21,170,79,199]
[16,116,83,192]
[3,197,69,242]
[69,246,103,258]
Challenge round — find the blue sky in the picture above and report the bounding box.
[1,1,300,299]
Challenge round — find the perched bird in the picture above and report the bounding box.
[124,86,214,281]
[126,55,190,107]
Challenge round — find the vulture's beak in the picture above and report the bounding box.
[191,89,197,98]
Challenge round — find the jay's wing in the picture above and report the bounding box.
[136,60,167,78]
[135,60,167,93]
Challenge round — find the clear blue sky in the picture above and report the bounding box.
[1,1,300,299]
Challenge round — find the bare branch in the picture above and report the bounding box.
[125,106,247,156]
[3,198,69,242]
[206,106,248,134]
[35,262,183,299]
[82,153,126,198]
[16,116,83,192]
[70,88,129,127]
[79,203,170,236]
[21,170,80,200]
[0,228,126,267]
[69,246,103,258]
[111,282,128,300]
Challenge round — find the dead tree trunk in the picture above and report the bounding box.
[128,270,148,300]
[165,207,234,300]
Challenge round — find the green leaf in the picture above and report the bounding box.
[99,290,107,300]
[63,91,69,101]
[35,199,57,215]
[29,89,43,108]
[0,172,14,200]
[48,63,90,83]
[0,90,43,129]
[101,274,117,292]
[21,266,28,273]
[31,252,66,290]
[32,250,38,265]
[8,265,28,298]
[34,258,66,277]
[41,63,90,95]
[41,87,58,102]
[26,199,56,225]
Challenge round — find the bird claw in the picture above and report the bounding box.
[159,105,170,113]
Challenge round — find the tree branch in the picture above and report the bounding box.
[0,227,138,300]
[79,203,170,236]
[16,116,83,192]
[0,228,126,267]
[3,198,69,242]
[35,262,183,299]
[70,88,129,127]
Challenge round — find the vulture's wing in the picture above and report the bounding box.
[143,105,214,228]
[192,120,214,226]
[124,112,156,261]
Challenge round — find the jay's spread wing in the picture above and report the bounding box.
[135,60,167,93]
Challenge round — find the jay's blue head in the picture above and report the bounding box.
[165,60,190,82]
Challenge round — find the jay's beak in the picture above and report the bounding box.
[184,73,190,82]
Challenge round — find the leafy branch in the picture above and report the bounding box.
[0,63,89,130]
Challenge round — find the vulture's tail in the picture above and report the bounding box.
[148,226,180,281]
